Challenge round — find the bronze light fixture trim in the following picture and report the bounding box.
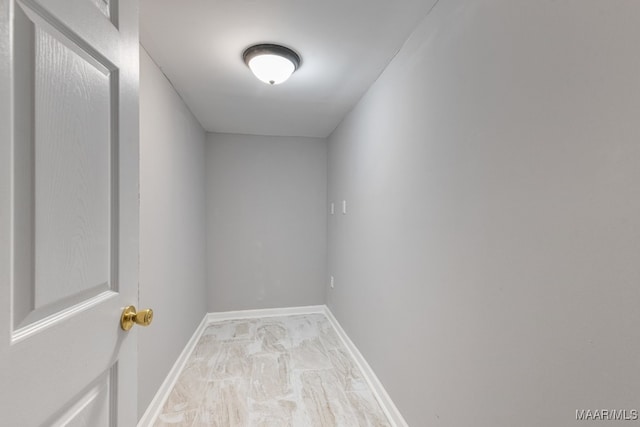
[243,43,301,85]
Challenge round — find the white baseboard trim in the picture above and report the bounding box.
[137,314,209,427]
[138,305,407,427]
[321,306,409,427]
[205,304,326,322]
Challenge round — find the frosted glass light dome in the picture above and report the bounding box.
[248,54,295,85]
[243,44,301,85]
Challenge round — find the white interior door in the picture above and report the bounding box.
[0,0,140,425]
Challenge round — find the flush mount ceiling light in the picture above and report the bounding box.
[243,44,301,85]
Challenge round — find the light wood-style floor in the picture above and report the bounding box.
[154,313,391,426]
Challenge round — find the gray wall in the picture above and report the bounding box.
[206,133,327,311]
[327,0,640,426]
[138,48,208,419]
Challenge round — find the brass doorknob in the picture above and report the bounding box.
[120,305,154,331]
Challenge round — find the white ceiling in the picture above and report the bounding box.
[139,0,437,138]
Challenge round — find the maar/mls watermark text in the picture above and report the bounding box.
[576,409,638,421]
